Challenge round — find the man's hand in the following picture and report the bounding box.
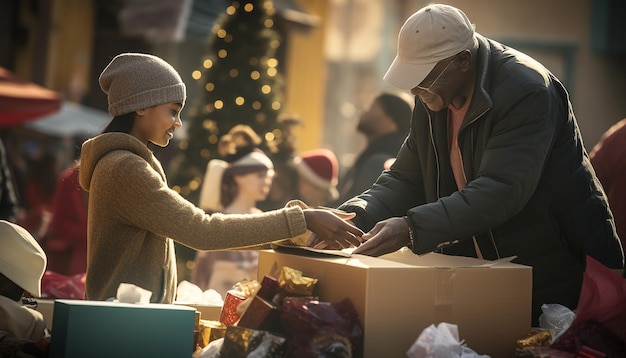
[303,209,363,249]
[352,217,411,257]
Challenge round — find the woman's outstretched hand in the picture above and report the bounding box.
[303,208,363,249]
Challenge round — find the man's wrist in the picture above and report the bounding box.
[403,216,414,250]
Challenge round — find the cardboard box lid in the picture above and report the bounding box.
[273,245,529,270]
[380,247,524,269]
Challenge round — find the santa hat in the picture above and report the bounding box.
[295,149,339,201]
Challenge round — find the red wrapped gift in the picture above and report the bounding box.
[219,290,246,326]
[256,275,281,302]
[236,295,282,333]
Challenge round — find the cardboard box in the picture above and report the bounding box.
[257,248,532,358]
[174,302,222,321]
[49,299,196,358]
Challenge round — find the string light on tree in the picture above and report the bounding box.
[171,0,286,204]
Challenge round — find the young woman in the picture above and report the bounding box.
[192,125,274,296]
[78,53,362,303]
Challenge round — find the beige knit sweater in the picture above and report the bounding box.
[79,133,307,303]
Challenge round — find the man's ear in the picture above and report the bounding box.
[135,108,145,116]
[458,50,472,71]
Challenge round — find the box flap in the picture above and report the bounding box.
[380,247,519,268]
[271,242,352,257]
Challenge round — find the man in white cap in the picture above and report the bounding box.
[330,4,624,324]
[0,220,48,353]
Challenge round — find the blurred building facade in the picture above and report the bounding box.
[1,0,625,181]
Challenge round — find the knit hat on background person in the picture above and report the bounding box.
[376,92,413,133]
[99,53,186,116]
[384,3,477,90]
[295,149,339,201]
[0,220,47,297]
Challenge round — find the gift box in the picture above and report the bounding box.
[236,295,282,333]
[258,248,532,358]
[49,299,196,358]
[220,325,287,357]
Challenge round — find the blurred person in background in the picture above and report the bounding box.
[336,92,412,205]
[42,143,88,276]
[192,125,274,296]
[590,118,626,254]
[295,148,340,208]
[18,153,60,241]
[0,137,18,222]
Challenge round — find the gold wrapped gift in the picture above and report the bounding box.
[197,319,227,348]
[278,266,318,296]
[516,328,553,347]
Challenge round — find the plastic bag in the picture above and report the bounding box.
[40,271,85,299]
[538,304,576,342]
[406,322,490,358]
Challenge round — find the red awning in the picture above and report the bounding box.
[0,67,62,127]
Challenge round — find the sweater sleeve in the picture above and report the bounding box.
[95,152,307,250]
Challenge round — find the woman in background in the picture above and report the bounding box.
[192,125,273,296]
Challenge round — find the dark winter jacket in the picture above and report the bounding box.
[339,34,624,323]
[337,131,406,204]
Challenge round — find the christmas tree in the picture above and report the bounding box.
[172,0,285,204]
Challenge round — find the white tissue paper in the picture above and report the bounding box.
[192,337,223,358]
[115,282,152,304]
[407,322,490,358]
[175,280,224,306]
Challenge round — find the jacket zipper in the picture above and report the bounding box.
[458,107,502,258]
[488,229,501,259]
[427,110,441,198]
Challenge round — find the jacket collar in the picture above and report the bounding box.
[464,34,493,127]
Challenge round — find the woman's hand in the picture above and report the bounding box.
[303,208,363,249]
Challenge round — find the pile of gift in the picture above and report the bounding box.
[192,266,363,358]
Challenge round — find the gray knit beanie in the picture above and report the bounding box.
[99,53,186,116]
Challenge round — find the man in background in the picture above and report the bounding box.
[336,92,412,204]
[0,138,18,222]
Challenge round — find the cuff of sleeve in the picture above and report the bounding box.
[284,201,308,241]
[403,216,414,251]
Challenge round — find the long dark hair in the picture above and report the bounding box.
[102,112,135,134]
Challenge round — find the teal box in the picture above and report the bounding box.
[49,299,196,358]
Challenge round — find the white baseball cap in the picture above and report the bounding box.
[384,4,476,90]
[0,220,47,297]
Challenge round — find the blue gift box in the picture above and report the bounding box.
[49,299,196,358]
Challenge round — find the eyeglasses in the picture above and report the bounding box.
[415,56,457,92]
